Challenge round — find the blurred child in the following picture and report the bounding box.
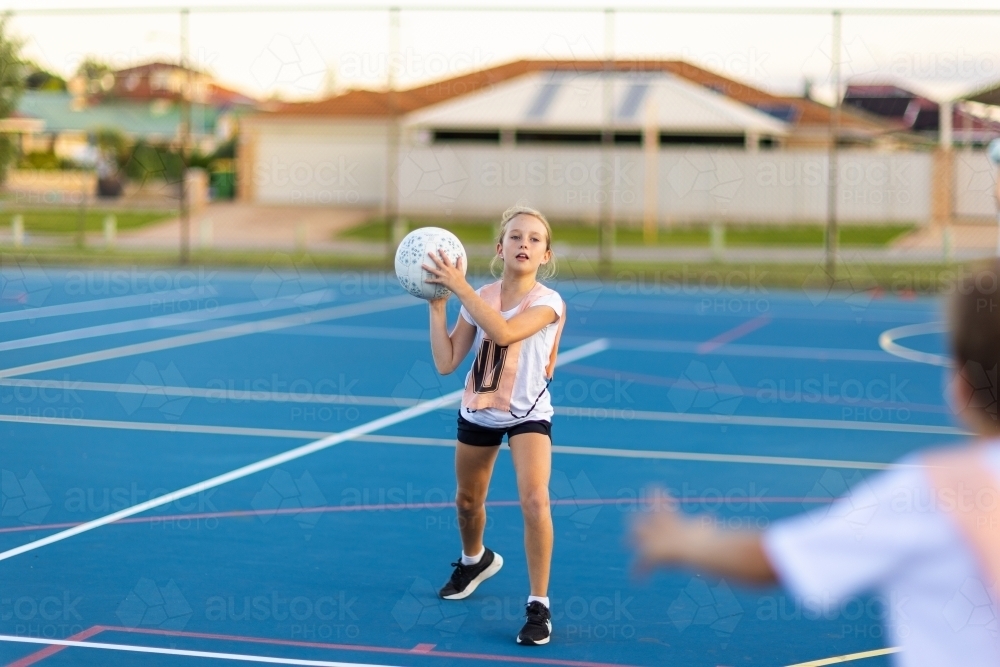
[631,261,1000,666]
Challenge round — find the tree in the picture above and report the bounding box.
[75,56,114,94]
[24,60,66,91]
[0,14,25,182]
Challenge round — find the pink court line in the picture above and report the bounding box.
[7,624,105,666]
[696,314,772,354]
[17,624,643,667]
[0,497,833,536]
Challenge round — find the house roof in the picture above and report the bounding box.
[16,90,220,138]
[964,81,1000,107]
[403,70,789,135]
[268,59,886,134]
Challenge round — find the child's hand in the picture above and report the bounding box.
[630,487,692,576]
[422,250,468,295]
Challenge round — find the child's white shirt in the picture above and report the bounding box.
[459,289,564,428]
[763,442,1000,667]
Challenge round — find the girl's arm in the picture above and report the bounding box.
[428,298,477,375]
[631,490,778,585]
[424,251,558,347]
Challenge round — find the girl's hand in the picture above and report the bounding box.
[422,249,468,296]
[630,488,692,576]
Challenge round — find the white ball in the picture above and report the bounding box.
[394,227,468,300]
[988,138,1000,167]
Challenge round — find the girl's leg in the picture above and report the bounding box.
[508,432,553,596]
[454,441,501,555]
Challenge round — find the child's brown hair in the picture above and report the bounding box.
[949,260,1000,432]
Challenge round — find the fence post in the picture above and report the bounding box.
[711,220,725,261]
[199,217,213,249]
[103,214,116,248]
[12,214,24,248]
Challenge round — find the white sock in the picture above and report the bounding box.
[528,595,550,608]
[461,548,485,566]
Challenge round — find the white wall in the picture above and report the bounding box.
[249,122,934,224]
[251,120,389,206]
[954,150,998,218]
[394,146,932,224]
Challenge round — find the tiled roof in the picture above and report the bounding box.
[268,59,886,132]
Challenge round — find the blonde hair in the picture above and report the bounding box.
[489,205,558,280]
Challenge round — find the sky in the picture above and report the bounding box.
[8,1,1000,104]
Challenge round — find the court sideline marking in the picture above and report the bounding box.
[1,624,639,667]
[0,289,338,353]
[0,289,220,324]
[0,634,399,667]
[0,339,608,563]
[0,402,966,442]
[0,294,419,380]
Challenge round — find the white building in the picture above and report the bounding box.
[239,60,932,225]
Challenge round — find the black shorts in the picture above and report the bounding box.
[456,413,552,447]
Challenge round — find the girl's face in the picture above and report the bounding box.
[497,214,552,278]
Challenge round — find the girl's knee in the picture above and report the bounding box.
[455,489,485,513]
[521,488,551,522]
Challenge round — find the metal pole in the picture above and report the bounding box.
[179,7,191,264]
[824,10,841,279]
[598,7,615,271]
[385,6,402,262]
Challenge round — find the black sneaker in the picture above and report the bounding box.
[516,600,552,645]
[438,548,503,600]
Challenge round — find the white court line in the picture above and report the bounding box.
[608,337,903,363]
[554,407,968,436]
[0,416,911,470]
[0,378,412,408]
[0,400,966,437]
[0,339,608,563]
[0,635,399,667]
[0,289,216,324]
[357,435,905,470]
[0,290,337,352]
[0,394,965,437]
[878,321,950,367]
[0,294,419,380]
[0,413,331,439]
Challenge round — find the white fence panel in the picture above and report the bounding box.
[954,150,997,218]
[394,146,932,224]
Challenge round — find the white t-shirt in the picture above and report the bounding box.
[763,442,1000,667]
[459,288,564,429]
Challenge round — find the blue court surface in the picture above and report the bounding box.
[0,266,955,667]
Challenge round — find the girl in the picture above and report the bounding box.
[422,205,565,646]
